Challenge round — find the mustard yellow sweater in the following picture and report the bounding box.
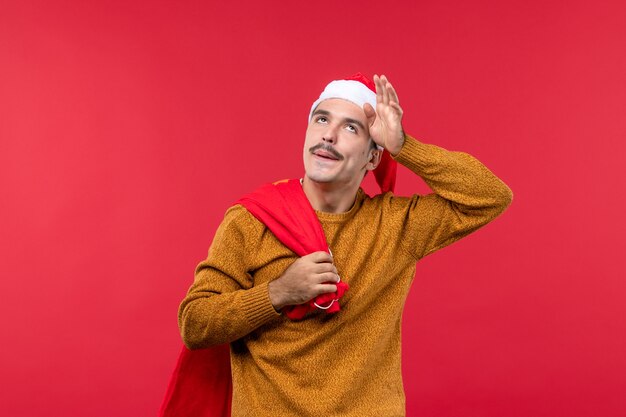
[179,135,513,417]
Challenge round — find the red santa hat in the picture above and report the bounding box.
[308,72,397,193]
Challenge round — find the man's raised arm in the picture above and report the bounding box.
[367,74,512,260]
[392,135,513,260]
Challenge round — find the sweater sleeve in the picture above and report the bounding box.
[392,135,514,260]
[178,206,281,349]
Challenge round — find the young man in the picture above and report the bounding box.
[178,74,513,416]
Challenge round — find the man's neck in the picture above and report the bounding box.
[301,177,360,213]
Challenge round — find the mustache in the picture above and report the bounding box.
[309,143,344,160]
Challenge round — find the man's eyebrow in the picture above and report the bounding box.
[311,109,366,131]
[344,117,366,131]
[312,109,330,117]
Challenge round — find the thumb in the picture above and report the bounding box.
[363,103,376,126]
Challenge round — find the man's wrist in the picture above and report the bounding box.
[389,131,406,157]
[268,280,284,311]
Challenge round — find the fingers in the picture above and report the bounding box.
[377,74,389,105]
[315,283,338,296]
[374,74,400,108]
[273,251,343,308]
[305,251,333,264]
[314,271,340,284]
[301,252,340,282]
[380,75,389,105]
[317,262,338,274]
[386,78,400,106]
[374,74,383,104]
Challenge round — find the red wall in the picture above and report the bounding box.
[1,1,625,416]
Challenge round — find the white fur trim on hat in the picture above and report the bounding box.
[309,80,377,121]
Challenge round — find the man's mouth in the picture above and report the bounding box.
[310,144,343,161]
[314,150,339,160]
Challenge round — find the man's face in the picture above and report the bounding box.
[303,98,377,187]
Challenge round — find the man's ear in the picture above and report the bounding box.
[366,148,382,171]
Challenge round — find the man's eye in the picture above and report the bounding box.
[316,117,327,123]
[346,125,357,133]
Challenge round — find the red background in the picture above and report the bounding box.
[1,1,625,416]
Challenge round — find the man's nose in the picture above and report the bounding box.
[322,125,338,143]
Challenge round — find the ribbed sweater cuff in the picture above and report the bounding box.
[241,282,281,329]
[392,134,432,173]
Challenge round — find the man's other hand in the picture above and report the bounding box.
[268,251,339,310]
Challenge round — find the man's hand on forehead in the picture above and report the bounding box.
[364,74,405,156]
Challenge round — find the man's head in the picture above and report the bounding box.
[303,98,382,188]
[303,74,382,189]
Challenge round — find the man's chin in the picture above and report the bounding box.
[305,174,334,184]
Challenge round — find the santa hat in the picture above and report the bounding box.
[308,73,397,193]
